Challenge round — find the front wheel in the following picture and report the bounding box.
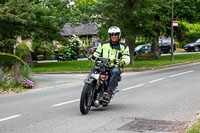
[80,84,94,115]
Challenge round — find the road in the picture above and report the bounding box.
[1,62,200,133]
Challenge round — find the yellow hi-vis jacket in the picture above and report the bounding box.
[93,41,130,66]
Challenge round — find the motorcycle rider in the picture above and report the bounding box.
[92,26,130,101]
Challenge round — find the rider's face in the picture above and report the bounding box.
[110,33,119,43]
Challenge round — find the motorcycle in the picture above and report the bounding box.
[80,51,121,115]
[57,54,68,61]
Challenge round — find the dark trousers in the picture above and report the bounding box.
[107,67,120,92]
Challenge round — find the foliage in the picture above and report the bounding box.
[0,0,80,52]
[0,0,36,52]
[15,43,33,65]
[183,32,200,45]
[31,39,56,60]
[0,65,34,93]
[68,35,81,54]
[0,53,27,69]
[187,118,200,133]
[175,21,200,46]
[174,0,200,23]
[0,39,16,53]
[58,47,71,54]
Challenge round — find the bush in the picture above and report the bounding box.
[31,40,56,60]
[0,53,33,93]
[15,43,33,66]
[58,47,71,54]
[183,32,200,45]
[0,53,27,69]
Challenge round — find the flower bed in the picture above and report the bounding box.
[0,65,34,93]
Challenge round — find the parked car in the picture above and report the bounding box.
[134,43,161,56]
[159,38,176,53]
[88,40,101,55]
[184,39,200,52]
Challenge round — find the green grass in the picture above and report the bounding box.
[127,53,200,71]
[32,60,93,72]
[32,53,200,73]
[187,118,200,133]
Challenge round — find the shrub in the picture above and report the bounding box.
[0,53,27,69]
[31,40,55,60]
[183,32,200,45]
[58,47,71,54]
[15,43,33,66]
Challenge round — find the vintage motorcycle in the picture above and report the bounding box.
[80,52,121,115]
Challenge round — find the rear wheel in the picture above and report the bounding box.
[80,84,94,115]
[194,46,200,52]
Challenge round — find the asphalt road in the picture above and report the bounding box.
[1,62,200,133]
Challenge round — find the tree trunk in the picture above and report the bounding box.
[151,36,160,59]
[125,37,135,65]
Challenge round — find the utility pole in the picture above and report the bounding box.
[171,0,174,61]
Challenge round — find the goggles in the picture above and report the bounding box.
[109,33,119,36]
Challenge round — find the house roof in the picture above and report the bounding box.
[61,23,98,36]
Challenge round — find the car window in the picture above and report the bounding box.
[135,45,144,51]
[159,38,175,44]
[196,39,200,43]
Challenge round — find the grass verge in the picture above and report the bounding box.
[32,53,200,73]
[187,118,200,133]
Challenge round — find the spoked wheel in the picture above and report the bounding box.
[80,84,94,115]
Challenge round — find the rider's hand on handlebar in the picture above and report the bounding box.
[118,61,125,68]
[89,54,96,60]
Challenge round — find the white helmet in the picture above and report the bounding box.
[108,26,121,39]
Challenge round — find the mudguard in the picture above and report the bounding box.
[84,78,95,84]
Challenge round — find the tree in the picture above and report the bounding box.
[0,0,36,53]
[79,0,172,65]
[174,0,200,23]
[0,0,78,53]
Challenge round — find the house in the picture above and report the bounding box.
[61,23,98,47]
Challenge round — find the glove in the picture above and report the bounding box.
[89,54,96,60]
[118,61,125,68]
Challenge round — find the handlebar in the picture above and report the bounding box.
[81,49,120,67]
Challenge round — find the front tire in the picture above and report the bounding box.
[80,84,94,115]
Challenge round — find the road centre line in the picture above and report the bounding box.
[52,99,80,107]
[122,84,144,91]
[0,114,21,122]
[149,78,165,83]
[168,70,194,78]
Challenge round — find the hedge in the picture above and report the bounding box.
[0,53,28,69]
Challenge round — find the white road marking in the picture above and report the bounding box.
[52,99,80,107]
[169,70,194,78]
[122,84,144,91]
[149,78,165,83]
[0,114,21,122]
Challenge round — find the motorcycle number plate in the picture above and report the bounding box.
[91,73,100,79]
